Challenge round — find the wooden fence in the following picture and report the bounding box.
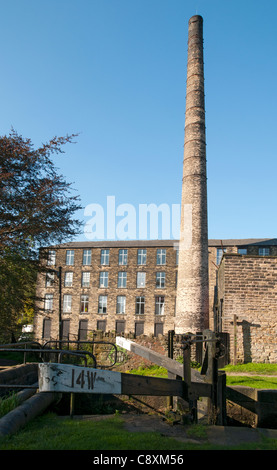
[38,329,227,425]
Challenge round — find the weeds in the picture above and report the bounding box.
[0,392,20,418]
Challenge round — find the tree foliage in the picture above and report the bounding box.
[0,129,82,253]
[0,130,82,341]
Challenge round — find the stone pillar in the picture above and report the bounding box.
[175,15,209,334]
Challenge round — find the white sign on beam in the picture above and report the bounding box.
[38,363,122,394]
[116,336,133,351]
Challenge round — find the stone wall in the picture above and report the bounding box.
[34,242,178,341]
[217,254,277,363]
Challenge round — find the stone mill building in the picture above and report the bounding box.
[34,238,277,364]
[33,16,277,364]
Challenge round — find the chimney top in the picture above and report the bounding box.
[189,15,203,24]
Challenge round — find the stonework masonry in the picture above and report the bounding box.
[175,15,209,334]
[34,241,179,341]
[217,253,277,363]
[34,238,277,363]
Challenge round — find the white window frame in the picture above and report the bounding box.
[80,294,89,313]
[101,249,110,265]
[99,271,109,288]
[116,296,126,314]
[137,272,146,288]
[118,271,127,288]
[118,249,128,265]
[137,249,147,265]
[155,296,165,315]
[64,272,73,287]
[47,250,56,266]
[63,294,72,313]
[156,271,165,288]
[98,295,107,314]
[44,294,53,311]
[157,249,166,265]
[83,249,91,265]
[81,272,90,287]
[66,250,75,266]
[135,296,145,315]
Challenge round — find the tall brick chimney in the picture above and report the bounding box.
[175,15,209,334]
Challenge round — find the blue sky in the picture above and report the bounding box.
[0,0,276,242]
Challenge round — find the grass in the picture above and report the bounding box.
[1,412,277,450]
[0,412,207,450]
[0,393,20,418]
[223,363,277,375]
[127,365,168,377]
[226,375,277,389]
[222,363,277,389]
[128,363,277,389]
[1,361,277,450]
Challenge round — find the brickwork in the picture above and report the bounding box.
[217,254,277,363]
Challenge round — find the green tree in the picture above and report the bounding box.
[0,130,82,341]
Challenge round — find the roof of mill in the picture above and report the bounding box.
[48,238,277,249]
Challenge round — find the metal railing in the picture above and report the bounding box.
[42,339,118,368]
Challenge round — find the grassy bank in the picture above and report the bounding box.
[1,412,277,450]
[127,363,277,389]
[1,362,277,450]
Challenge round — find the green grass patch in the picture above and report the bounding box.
[127,363,277,389]
[222,363,277,375]
[127,365,168,377]
[1,412,277,450]
[0,392,20,418]
[226,375,277,389]
[0,412,206,450]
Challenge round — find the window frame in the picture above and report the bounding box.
[137,272,146,288]
[156,249,166,265]
[116,295,126,314]
[98,295,107,314]
[118,249,128,266]
[156,271,165,289]
[80,294,89,313]
[259,247,270,256]
[238,248,247,255]
[44,293,53,311]
[135,296,145,315]
[66,250,75,266]
[216,248,226,265]
[155,296,165,315]
[99,271,109,288]
[83,249,92,265]
[118,271,127,288]
[81,271,91,288]
[47,250,56,266]
[137,249,147,265]
[100,249,110,265]
[45,272,55,287]
[64,272,73,287]
[63,294,72,313]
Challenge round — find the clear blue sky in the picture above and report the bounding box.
[0,0,276,242]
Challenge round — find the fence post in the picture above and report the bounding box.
[233,314,237,365]
[216,371,227,425]
[182,335,197,423]
[167,330,175,408]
